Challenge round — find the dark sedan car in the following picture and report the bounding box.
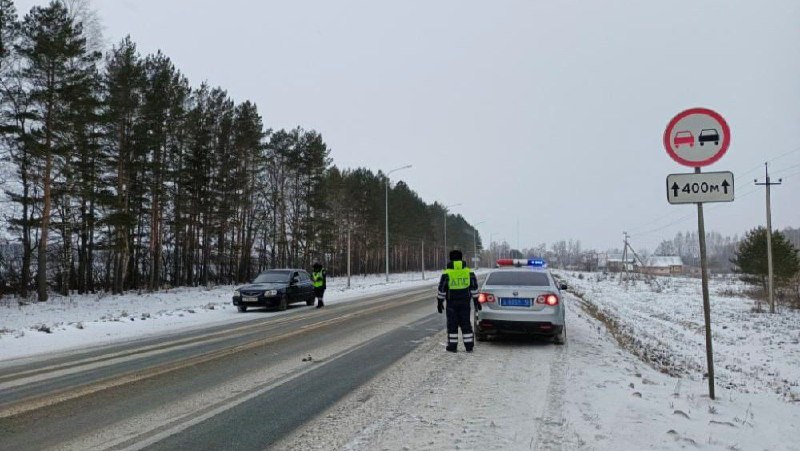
[232,269,316,312]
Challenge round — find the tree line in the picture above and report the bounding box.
[653,230,739,271]
[0,1,481,300]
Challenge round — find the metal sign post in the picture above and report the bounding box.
[694,167,715,400]
[663,107,732,400]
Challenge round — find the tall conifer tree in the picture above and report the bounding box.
[17,1,97,301]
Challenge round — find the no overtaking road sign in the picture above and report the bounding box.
[667,171,734,204]
[662,107,732,401]
[663,108,731,167]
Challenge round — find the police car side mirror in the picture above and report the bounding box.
[560,283,568,290]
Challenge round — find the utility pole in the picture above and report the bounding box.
[755,162,782,314]
[489,232,495,267]
[443,202,461,255]
[622,232,629,280]
[347,227,351,289]
[473,230,478,267]
[421,240,425,280]
[623,233,645,268]
[385,165,412,283]
[472,220,486,269]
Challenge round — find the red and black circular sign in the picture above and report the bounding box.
[663,108,731,167]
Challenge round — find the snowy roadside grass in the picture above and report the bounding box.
[555,270,800,402]
[0,271,460,362]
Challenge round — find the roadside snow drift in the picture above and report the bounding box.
[0,272,440,362]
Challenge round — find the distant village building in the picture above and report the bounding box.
[594,252,609,271]
[641,256,683,276]
[606,253,636,272]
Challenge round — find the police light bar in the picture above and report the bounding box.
[496,259,547,268]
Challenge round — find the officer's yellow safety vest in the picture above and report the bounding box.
[312,271,324,288]
[444,261,471,290]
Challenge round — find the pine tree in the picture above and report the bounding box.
[0,0,26,295]
[65,59,102,294]
[141,51,187,290]
[0,0,17,73]
[732,227,800,292]
[17,1,97,301]
[102,35,146,294]
[229,101,264,282]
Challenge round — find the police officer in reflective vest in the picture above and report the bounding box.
[311,262,326,308]
[437,249,479,352]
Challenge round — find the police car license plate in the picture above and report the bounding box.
[500,298,531,307]
[243,296,258,302]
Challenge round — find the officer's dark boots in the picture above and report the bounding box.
[446,345,457,353]
[465,345,474,353]
[316,299,324,308]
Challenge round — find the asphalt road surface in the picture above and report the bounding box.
[0,283,449,450]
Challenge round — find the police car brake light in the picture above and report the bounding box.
[535,293,559,306]
[478,293,495,303]
[496,259,548,268]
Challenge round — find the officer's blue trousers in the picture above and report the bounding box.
[445,299,473,351]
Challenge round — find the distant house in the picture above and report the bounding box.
[594,253,609,271]
[641,256,683,276]
[607,253,637,272]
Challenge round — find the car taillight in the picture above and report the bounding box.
[478,293,495,303]
[536,293,559,306]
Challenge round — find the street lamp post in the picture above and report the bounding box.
[472,220,486,268]
[443,203,462,255]
[385,164,412,282]
[489,232,495,266]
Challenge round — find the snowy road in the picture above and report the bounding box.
[272,297,575,450]
[0,284,446,450]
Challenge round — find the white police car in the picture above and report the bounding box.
[474,259,567,344]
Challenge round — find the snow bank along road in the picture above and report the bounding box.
[0,283,454,450]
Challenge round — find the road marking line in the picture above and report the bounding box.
[111,339,378,451]
[0,288,434,419]
[0,287,431,386]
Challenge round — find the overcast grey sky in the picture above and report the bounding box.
[16,0,800,252]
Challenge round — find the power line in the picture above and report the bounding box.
[627,145,800,237]
[630,184,763,239]
[771,161,800,177]
[779,167,800,179]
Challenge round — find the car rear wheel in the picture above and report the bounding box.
[237,305,247,313]
[554,326,566,345]
[474,311,487,342]
[306,296,315,306]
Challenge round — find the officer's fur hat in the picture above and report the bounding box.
[449,249,463,261]
[312,262,322,271]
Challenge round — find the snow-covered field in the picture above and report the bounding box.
[3,269,800,450]
[559,271,800,402]
[0,272,440,362]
